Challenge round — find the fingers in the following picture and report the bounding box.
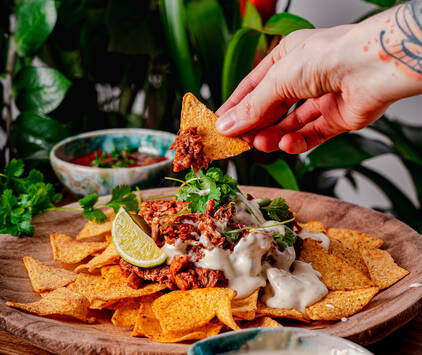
[253,105,348,154]
[253,100,321,152]
[279,114,346,153]
[216,28,318,117]
[216,60,301,136]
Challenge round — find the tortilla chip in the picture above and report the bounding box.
[360,248,409,289]
[299,221,326,234]
[132,312,223,342]
[326,228,383,250]
[180,93,250,161]
[6,287,90,322]
[216,293,240,331]
[256,302,310,323]
[299,239,374,290]
[328,238,369,277]
[305,287,379,320]
[23,256,77,293]
[89,299,119,310]
[74,243,120,273]
[244,316,283,328]
[111,300,140,327]
[232,289,259,320]
[100,265,125,285]
[152,288,237,333]
[50,232,108,264]
[68,273,166,304]
[77,209,114,240]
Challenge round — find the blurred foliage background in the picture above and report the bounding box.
[0,0,421,232]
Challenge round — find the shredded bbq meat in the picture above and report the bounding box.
[120,257,227,291]
[204,199,215,216]
[140,199,189,224]
[214,202,234,222]
[170,127,211,172]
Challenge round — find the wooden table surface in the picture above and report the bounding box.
[1,191,422,355]
[1,313,422,354]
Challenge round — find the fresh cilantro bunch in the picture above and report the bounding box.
[258,197,289,222]
[0,159,139,237]
[0,160,62,237]
[172,167,239,213]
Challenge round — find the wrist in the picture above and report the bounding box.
[337,5,422,102]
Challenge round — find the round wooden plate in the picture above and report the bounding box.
[1,187,422,355]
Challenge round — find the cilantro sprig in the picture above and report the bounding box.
[0,159,139,237]
[167,167,239,213]
[258,197,289,222]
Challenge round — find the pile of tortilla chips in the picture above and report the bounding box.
[6,210,409,344]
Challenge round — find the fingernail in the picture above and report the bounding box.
[216,113,235,133]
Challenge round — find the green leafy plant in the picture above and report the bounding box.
[0,159,139,237]
[1,0,420,234]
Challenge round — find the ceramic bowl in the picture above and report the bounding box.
[188,327,372,355]
[50,128,176,196]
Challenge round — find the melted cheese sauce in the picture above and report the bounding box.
[298,230,330,250]
[263,261,328,312]
[161,197,328,309]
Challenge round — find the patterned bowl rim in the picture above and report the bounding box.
[49,128,177,172]
[188,327,373,355]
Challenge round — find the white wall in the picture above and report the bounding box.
[277,0,422,210]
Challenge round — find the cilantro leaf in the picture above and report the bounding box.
[83,208,107,223]
[260,197,289,221]
[78,193,106,223]
[104,185,139,214]
[272,227,296,251]
[4,159,24,178]
[174,168,239,213]
[79,193,99,209]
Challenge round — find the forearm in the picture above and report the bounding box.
[337,0,422,103]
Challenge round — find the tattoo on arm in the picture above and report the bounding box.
[380,0,422,74]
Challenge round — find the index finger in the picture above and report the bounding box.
[216,47,280,116]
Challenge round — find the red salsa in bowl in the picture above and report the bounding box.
[71,147,167,168]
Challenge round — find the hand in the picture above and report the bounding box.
[215,8,422,154]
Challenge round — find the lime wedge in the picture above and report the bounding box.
[112,207,167,268]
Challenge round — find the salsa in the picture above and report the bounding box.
[71,147,167,168]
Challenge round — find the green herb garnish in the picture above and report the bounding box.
[90,147,139,168]
[259,197,289,222]
[272,226,296,251]
[222,218,295,245]
[168,167,239,213]
[0,159,140,237]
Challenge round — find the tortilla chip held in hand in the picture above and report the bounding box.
[171,93,250,172]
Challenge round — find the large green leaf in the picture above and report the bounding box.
[14,111,71,160]
[262,13,314,36]
[186,0,230,107]
[105,0,161,56]
[371,116,422,204]
[354,165,421,231]
[371,116,422,165]
[222,27,261,101]
[242,1,262,29]
[13,66,71,114]
[159,0,200,96]
[262,159,299,191]
[361,0,397,8]
[15,0,57,56]
[300,133,392,175]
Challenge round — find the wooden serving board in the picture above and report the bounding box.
[1,187,422,355]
